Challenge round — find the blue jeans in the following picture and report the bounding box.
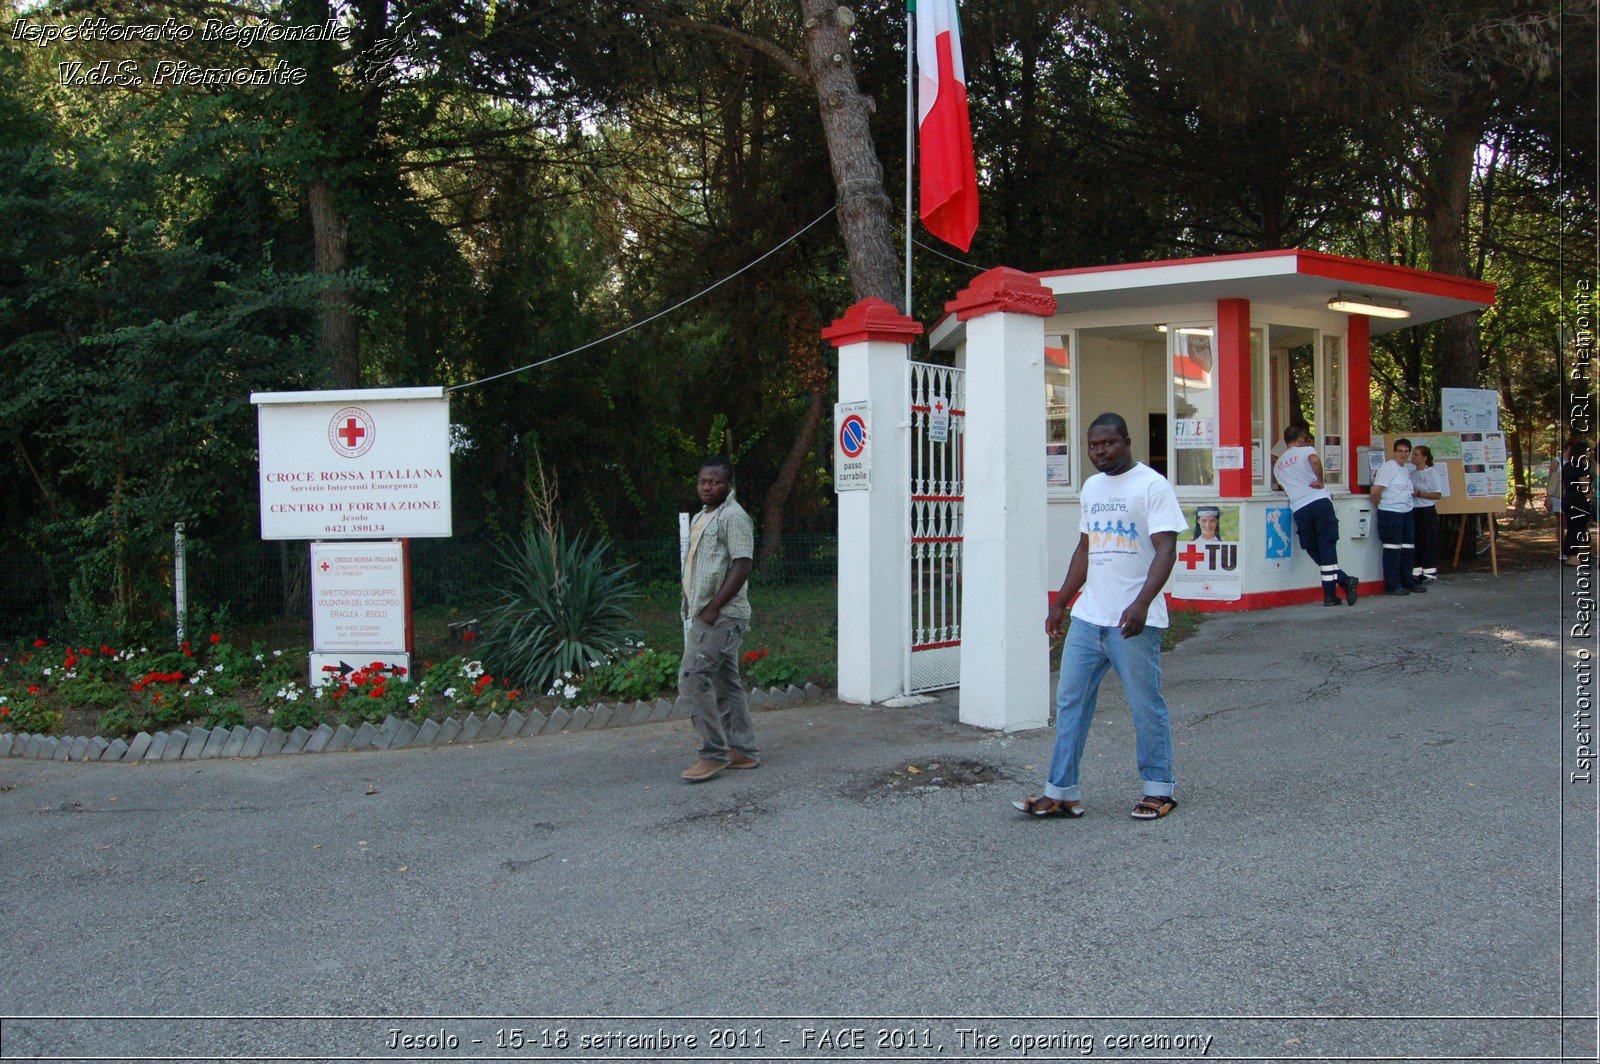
[1044,618,1174,803]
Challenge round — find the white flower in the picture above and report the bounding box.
[182,691,191,699]
[275,688,286,698]
[407,693,420,705]
[204,686,214,696]
[589,660,601,670]
[266,707,275,715]
[41,668,51,676]
[190,675,202,685]
[443,686,456,699]
[139,646,148,654]
[562,683,578,700]
[254,654,264,663]
[314,688,325,699]
[286,690,299,702]
[213,664,225,673]
[272,649,283,658]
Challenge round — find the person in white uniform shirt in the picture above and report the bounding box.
[1409,444,1444,583]
[1013,412,1185,821]
[1369,438,1427,596]
[1273,423,1359,606]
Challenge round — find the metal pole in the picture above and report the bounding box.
[904,0,915,318]
[173,522,187,647]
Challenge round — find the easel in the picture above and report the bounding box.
[1450,512,1499,575]
[1401,430,1508,577]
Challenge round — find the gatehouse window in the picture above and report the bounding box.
[1045,334,1072,488]
[1169,326,1216,488]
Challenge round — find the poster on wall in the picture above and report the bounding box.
[1263,506,1295,572]
[1441,387,1499,432]
[1046,444,1071,487]
[1459,431,1509,498]
[1252,438,1266,480]
[1410,433,1463,461]
[1323,435,1343,476]
[1169,503,1243,600]
[1173,418,1216,449]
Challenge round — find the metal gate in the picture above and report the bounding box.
[907,360,965,693]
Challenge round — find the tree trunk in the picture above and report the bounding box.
[759,389,826,573]
[310,175,361,388]
[1422,113,1485,394]
[1507,426,1527,508]
[797,0,902,306]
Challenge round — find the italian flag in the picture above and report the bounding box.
[914,0,979,251]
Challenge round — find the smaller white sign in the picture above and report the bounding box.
[1441,387,1499,432]
[834,402,872,492]
[1212,446,1245,470]
[311,541,408,652]
[928,394,951,444]
[1173,418,1216,449]
[309,652,412,688]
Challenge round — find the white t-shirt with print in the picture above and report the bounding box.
[1273,445,1332,512]
[1073,463,1187,629]
[1410,464,1443,508]
[1372,459,1415,512]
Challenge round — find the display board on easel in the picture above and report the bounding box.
[1373,426,1509,575]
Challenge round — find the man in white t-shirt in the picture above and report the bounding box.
[1013,412,1186,821]
[1273,423,1359,606]
[1369,438,1426,596]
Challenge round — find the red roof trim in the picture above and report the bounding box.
[1294,251,1495,304]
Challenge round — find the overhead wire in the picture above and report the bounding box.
[448,205,838,392]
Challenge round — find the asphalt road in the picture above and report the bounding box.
[1,565,1592,1063]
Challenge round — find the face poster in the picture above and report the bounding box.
[1170,503,1243,600]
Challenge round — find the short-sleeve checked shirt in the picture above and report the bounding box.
[682,496,754,622]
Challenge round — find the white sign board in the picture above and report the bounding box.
[1441,387,1499,432]
[309,652,412,689]
[1212,446,1245,470]
[253,387,452,540]
[310,541,408,652]
[927,394,951,444]
[834,402,871,492]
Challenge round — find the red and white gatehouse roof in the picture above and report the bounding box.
[930,249,1496,347]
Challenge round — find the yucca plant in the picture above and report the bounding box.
[481,527,641,693]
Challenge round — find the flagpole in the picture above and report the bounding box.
[904,0,915,318]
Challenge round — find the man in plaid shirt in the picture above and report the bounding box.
[678,456,759,782]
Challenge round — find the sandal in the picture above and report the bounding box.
[1131,795,1177,820]
[1011,796,1084,818]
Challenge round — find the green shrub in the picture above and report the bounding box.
[742,648,804,688]
[96,707,141,738]
[204,701,246,730]
[274,699,323,731]
[2,692,63,734]
[588,648,680,701]
[72,678,125,711]
[481,528,640,692]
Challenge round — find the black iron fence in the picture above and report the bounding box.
[0,532,838,638]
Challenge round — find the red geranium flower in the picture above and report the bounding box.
[132,682,145,692]
[27,685,39,694]
[183,649,193,658]
[1,707,9,716]
[463,630,477,641]
[100,645,111,655]
[32,639,46,648]
[209,634,221,644]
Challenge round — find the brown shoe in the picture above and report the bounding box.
[727,751,760,770]
[681,757,728,782]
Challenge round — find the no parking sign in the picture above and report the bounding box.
[834,402,871,491]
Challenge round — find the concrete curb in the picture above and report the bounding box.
[0,688,834,766]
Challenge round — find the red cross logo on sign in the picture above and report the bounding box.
[319,562,331,572]
[327,406,376,458]
[1178,543,1206,570]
